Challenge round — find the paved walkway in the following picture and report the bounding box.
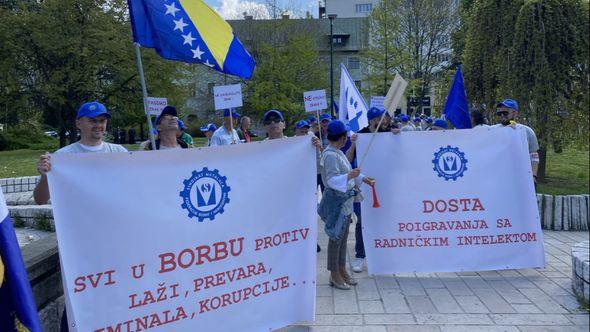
[283,227,589,332]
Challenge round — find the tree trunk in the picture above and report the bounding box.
[537,145,547,182]
[59,127,67,148]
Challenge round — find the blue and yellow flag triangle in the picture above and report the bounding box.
[128,0,256,79]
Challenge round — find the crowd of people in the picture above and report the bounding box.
[32,97,539,329]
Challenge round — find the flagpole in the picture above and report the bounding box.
[134,43,157,149]
[316,109,322,146]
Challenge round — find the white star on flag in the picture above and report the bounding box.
[164,2,180,17]
[173,18,188,32]
[191,46,204,59]
[182,32,196,46]
[204,59,215,67]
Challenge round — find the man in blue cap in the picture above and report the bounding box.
[200,123,217,147]
[210,109,241,146]
[318,113,332,148]
[177,119,194,147]
[34,101,128,204]
[400,114,414,131]
[140,106,189,150]
[493,98,539,184]
[294,120,311,137]
[413,116,422,131]
[430,119,448,131]
[263,109,287,140]
[357,107,391,134]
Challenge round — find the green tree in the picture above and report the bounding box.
[0,0,190,146]
[362,0,458,115]
[510,0,589,180]
[362,0,401,96]
[248,36,327,130]
[462,0,524,110]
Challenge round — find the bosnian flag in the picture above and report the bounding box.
[0,191,41,331]
[338,63,368,133]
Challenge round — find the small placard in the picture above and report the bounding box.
[146,97,168,116]
[213,84,243,110]
[303,90,328,113]
[370,96,385,109]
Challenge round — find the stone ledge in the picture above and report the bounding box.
[1,176,40,194]
[4,191,36,206]
[9,205,54,231]
[571,241,589,306]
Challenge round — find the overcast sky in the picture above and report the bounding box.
[204,0,319,19]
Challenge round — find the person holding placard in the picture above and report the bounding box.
[210,109,241,146]
[318,120,375,290]
[140,106,188,150]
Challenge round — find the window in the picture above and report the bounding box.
[348,57,360,70]
[355,3,373,13]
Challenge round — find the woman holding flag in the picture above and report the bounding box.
[317,120,375,290]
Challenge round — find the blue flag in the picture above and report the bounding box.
[128,0,256,79]
[443,66,472,129]
[0,192,41,332]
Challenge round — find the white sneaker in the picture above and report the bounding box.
[352,258,364,273]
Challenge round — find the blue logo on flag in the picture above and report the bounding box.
[179,167,231,221]
[432,146,468,181]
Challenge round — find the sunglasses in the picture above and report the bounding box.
[496,111,510,117]
[264,118,282,125]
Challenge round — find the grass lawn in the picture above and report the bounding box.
[537,148,589,195]
[1,144,588,195]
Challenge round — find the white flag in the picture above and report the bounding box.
[338,64,368,132]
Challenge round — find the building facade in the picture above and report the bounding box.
[322,0,380,18]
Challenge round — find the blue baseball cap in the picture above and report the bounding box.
[433,119,448,129]
[497,98,519,111]
[320,113,332,122]
[327,120,348,136]
[400,114,410,122]
[413,117,421,123]
[200,123,217,132]
[177,119,187,130]
[308,115,317,123]
[223,109,241,118]
[155,106,177,125]
[367,107,385,121]
[295,120,311,129]
[263,109,284,122]
[76,101,111,119]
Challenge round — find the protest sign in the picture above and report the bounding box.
[303,90,328,113]
[370,96,385,110]
[213,84,243,110]
[48,137,317,332]
[383,74,407,114]
[356,127,545,274]
[146,97,167,116]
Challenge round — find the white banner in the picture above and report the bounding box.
[303,89,327,113]
[213,84,243,110]
[356,127,545,274]
[48,137,317,332]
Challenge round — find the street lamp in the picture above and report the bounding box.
[328,14,337,117]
